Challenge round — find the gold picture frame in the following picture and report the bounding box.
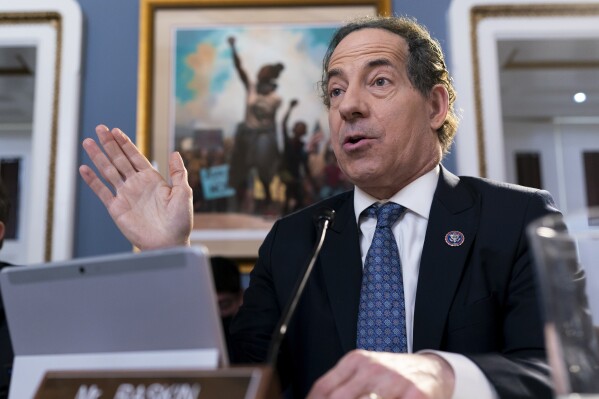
[136,0,391,258]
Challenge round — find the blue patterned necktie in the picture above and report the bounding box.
[357,202,407,353]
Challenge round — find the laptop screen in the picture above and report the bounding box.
[0,246,228,367]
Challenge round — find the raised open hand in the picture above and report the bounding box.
[79,125,193,250]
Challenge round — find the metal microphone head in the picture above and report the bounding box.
[314,208,335,229]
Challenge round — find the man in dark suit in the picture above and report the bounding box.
[80,16,556,399]
[231,167,556,399]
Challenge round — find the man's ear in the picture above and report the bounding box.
[0,221,5,242]
[428,84,449,131]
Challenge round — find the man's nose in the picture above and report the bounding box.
[338,85,368,121]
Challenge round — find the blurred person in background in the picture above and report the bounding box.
[210,256,244,359]
[0,180,14,399]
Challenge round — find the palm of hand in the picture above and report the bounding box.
[109,167,192,250]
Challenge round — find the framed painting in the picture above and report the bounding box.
[137,0,391,257]
[0,0,82,264]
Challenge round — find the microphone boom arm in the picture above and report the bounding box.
[266,210,334,366]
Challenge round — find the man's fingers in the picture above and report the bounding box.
[335,363,408,399]
[79,165,114,209]
[112,128,154,171]
[308,351,365,398]
[82,137,124,189]
[321,353,389,399]
[95,125,137,178]
[308,351,417,399]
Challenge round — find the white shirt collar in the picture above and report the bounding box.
[353,165,440,223]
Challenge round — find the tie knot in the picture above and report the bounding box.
[367,202,405,228]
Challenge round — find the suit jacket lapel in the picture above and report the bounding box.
[413,166,480,351]
[319,191,363,354]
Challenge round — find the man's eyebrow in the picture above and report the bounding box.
[326,67,343,82]
[367,58,393,69]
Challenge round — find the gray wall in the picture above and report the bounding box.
[74,0,455,258]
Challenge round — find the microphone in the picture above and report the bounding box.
[265,207,336,366]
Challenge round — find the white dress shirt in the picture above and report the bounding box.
[353,165,498,399]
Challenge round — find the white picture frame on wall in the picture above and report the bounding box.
[449,0,599,182]
[0,0,82,264]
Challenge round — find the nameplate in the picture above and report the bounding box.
[34,367,277,399]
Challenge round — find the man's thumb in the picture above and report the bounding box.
[169,151,190,188]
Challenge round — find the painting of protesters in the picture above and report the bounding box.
[173,24,341,228]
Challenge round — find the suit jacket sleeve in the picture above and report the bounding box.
[466,188,558,398]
